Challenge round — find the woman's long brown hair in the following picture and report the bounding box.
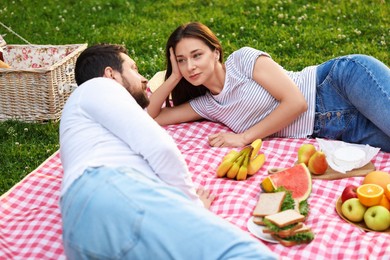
[165,22,223,107]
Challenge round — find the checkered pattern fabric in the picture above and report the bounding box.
[1,121,389,259]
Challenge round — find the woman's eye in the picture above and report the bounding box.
[194,53,201,59]
[177,59,185,63]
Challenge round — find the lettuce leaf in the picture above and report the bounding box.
[274,187,309,217]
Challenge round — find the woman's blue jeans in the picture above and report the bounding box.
[60,167,277,260]
[313,54,390,152]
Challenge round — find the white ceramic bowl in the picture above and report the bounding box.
[333,146,366,169]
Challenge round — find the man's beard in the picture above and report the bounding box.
[123,78,150,109]
[132,88,150,109]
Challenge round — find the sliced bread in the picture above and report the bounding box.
[253,191,286,217]
[264,209,305,228]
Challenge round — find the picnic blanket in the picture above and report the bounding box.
[1,120,389,259]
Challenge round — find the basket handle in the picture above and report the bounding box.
[0,21,32,44]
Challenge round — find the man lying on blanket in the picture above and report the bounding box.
[59,43,277,260]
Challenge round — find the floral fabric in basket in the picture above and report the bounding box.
[3,45,80,69]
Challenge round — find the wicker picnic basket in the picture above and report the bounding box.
[0,43,87,122]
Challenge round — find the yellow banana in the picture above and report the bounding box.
[229,146,252,179]
[248,153,266,175]
[236,149,250,181]
[236,166,248,180]
[216,148,244,177]
[226,160,241,179]
[216,146,253,178]
[222,149,239,162]
[216,160,234,177]
[250,139,263,161]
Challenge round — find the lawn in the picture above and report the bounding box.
[0,0,388,195]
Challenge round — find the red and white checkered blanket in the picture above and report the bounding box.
[1,121,389,259]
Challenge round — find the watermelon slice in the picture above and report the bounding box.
[261,163,312,201]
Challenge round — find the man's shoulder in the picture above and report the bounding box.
[71,77,125,97]
[79,77,118,88]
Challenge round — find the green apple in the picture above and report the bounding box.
[364,205,390,231]
[341,198,367,222]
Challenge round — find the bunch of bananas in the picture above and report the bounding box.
[216,139,266,180]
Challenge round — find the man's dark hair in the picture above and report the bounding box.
[75,43,128,85]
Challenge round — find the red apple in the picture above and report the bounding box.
[341,185,358,203]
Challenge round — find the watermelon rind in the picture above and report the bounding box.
[261,163,312,201]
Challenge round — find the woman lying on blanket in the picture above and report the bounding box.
[147,22,390,152]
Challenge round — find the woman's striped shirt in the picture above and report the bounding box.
[189,47,317,138]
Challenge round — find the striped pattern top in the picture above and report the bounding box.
[189,47,317,138]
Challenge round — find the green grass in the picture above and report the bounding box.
[0,121,59,194]
[0,0,388,195]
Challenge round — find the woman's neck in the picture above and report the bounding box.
[204,63,226,95]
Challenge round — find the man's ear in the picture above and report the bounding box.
[103,67,115,79]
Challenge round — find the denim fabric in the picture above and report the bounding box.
[313,54,390,152]
[60,167,277,260]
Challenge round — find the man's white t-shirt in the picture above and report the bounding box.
[60,77,202,206]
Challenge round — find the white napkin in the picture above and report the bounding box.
[316,138,380,173]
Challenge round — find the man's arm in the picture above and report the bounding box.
[83,78,203,206]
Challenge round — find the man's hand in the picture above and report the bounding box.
[196,188,216,209]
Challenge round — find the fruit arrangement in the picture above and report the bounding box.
[216,139,265,180]
[339,171,390,231]
[297,144,328,175]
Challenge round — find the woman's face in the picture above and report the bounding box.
[174,37,219,86]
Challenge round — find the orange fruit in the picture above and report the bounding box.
[362,171,390,190]
[260,176,276,192]
[385,183,390,201]
[379,195,390,210]
[357,184,384,207]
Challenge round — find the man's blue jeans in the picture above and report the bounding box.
[60,166,277,260]
[313,54,390,152]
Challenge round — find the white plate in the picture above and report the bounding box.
[246,217,279,244]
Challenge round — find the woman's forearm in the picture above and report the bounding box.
[147,75,181,118]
